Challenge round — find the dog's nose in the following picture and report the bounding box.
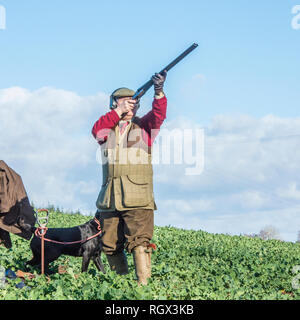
[16,216,22,226]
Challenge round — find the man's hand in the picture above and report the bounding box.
[115,99,137,118]
[152,70,167,95]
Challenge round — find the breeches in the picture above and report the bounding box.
[99,209,154,255]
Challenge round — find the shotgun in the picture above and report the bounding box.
[132,43,198,101]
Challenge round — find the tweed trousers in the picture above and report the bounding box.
[98,209,154,255]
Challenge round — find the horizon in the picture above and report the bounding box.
[1,1,300,242]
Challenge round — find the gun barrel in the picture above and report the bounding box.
[132,43,198,100]
[159,43,198,74]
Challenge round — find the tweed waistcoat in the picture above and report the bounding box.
[96,117,157,212]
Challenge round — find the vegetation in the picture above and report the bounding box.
[0,208,300,300]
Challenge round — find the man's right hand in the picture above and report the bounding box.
[115,99,137,118]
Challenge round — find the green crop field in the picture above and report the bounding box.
[0,209,300,300]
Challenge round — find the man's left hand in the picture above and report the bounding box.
[152,70,167,95]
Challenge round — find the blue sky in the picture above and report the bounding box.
[1,1,300,241]
[1,0,299,122]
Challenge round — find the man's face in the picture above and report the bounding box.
[116,96,138,121]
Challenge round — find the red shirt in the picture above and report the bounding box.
[92,96,167,147]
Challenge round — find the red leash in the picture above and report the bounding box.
[34,209,102,275]
[35,209,49,275]
[34,218,102,245]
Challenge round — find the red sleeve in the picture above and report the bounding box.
[139,96,167,146]
[92,109,120,145]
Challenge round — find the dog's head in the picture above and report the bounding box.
[89,219,104,235]
[2,198,36,240]
[94,211,101,221]
[86,213,104,240]
[17,216,33,233]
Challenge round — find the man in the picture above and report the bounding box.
[92,71,167,285]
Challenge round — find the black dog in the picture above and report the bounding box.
[19,213,105,275]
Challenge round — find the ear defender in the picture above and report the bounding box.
[109,94,117,110]
[109,87,139,110]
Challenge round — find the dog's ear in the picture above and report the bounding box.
[17,216,32,232]
[17,216,24,227]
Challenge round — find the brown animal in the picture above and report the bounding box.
[0,160,36,248]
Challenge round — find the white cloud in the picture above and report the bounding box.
[159,198,213,214]
[1,87,300,242]
[0,86,108,214]
[276,182,300,200]
[180,73,206,97]
[154,113,300,242]
[155,199,300,243]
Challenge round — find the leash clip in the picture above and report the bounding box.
[35,209,49,234]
